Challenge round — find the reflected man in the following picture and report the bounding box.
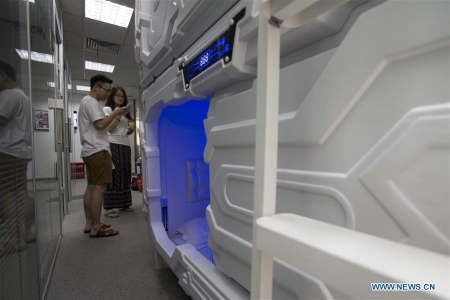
[0,60,35,254]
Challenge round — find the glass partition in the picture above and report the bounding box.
[0,0,40,299]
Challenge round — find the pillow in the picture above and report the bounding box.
[174,217,209,250]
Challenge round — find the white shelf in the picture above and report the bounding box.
[255,213,449,299]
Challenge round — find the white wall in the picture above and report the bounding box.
[30,90,57,179]
[69,93,84,163]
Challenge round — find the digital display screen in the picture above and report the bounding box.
[199,49,211,69]
[182,9,245,87]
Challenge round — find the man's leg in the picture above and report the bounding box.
[90,184,106,233]
[23,193,35,242]
[86,151,118,237]
[83,185,94,231]
[22,160,35,242]
[0,156,27,249]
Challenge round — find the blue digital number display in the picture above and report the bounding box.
[198,50,210,69]
[182,9,245,87]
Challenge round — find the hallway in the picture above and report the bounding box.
[46,181,190,300]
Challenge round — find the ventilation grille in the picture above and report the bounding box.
[86,37,120,55]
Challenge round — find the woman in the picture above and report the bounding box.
[102,86,134,218]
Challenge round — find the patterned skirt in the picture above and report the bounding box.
[103,143,132,209]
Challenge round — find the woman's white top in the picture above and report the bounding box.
[103,106,130,147]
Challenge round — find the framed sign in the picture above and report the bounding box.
[35,110,49,130]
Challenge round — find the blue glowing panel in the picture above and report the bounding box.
[182,9,245,86]
[157,99,210,233]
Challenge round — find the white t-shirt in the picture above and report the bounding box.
[103,106,130,147]
[0,88,32,159]
[78,95,110,157]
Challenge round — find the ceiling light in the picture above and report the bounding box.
[48,82,73,89]
[16,49,54,64]
[85,0,134,28]
[76,85,91,91]
[24,0,35,3]
[85,61,115,73]
[47,82,73,89]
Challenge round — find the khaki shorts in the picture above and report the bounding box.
[82,151,112,185]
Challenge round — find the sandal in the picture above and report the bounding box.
[89,224,119,238]
[119,207,134,212]
[104,210,119,218]
[84,223,111,233]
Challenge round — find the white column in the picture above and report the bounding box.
[250,8,281,300]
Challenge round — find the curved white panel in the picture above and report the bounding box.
[359,104,450,254]
[214,165,356,229]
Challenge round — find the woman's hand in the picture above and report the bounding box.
[114,106,130,117]
[127,126,135,135]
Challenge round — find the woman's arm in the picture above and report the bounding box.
[94,106,129,131]
[107,115,122,132]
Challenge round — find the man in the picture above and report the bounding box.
[0,60,34,249]
[79,74,129,238]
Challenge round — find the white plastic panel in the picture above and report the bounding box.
[135,0,238,87]
[255,214,449,299]
[138,0,450,299]
[204,0,449,298]
[172,244,249,299]
[135,0,361,90]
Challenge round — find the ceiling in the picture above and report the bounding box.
[60,0,139,98]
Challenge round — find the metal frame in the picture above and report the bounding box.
[42,1,64,298]
[26,0,43,297]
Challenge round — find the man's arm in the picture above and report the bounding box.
[94,107,128,130]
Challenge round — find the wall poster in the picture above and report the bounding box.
[35,110,49,130]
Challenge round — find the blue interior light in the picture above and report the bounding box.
[157,99,210,233]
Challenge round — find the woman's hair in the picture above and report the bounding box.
[104,86,132,120]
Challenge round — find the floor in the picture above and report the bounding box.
[46,180,190,300]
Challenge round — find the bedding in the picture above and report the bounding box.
[168,233,187,246]
[174,216,209,250]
